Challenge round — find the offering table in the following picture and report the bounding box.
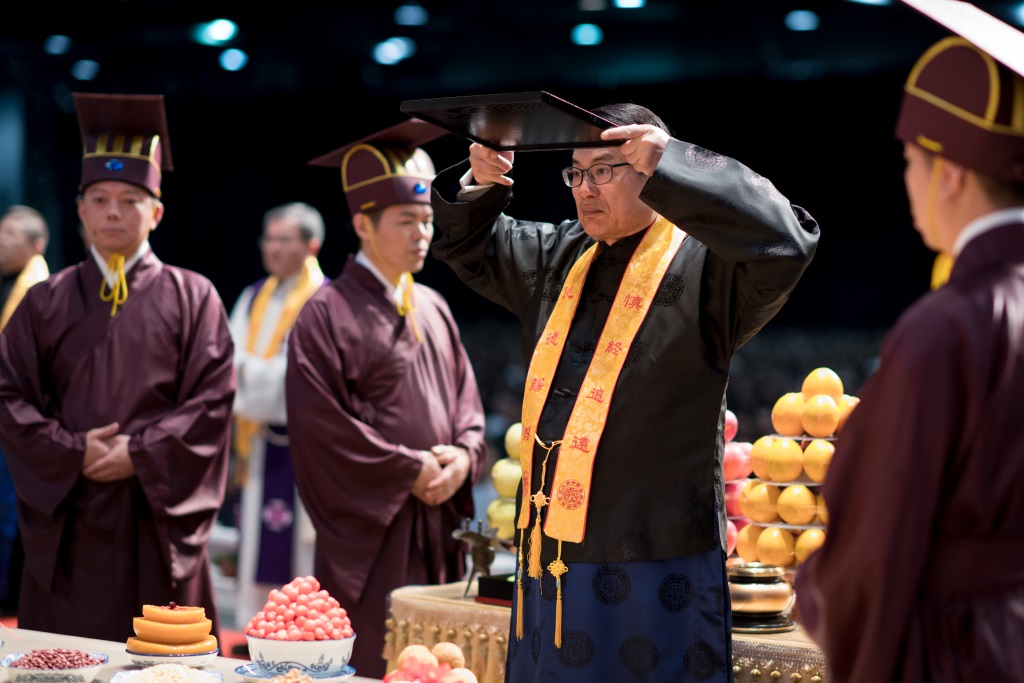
[385,581,830,683]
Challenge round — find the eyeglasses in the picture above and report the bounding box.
[561,162,631,188]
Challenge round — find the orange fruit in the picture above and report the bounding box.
[764,437,804,482]
[817,493,829,525]
[836,394,860,433]
[776,484,817,525]
[736,524,763,563]
[802,394,839,438]
[771,392,805,437]
[737,478,759,518]
[802,367,844,403]
[504,422,522,460]
[802,439,835,483]
[749,435,777,481]
[794,528,826,565]
[744,482,780,523]
[756,527,796,567]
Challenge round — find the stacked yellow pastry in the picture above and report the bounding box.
[127,603,219,654]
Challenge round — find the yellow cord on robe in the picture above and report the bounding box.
[516,528,525,640]
[931,252,953,290]
[922,157,955,291]
[527,434,559,580]
[234,256,325,484]
[98,253,128,317]
[397,272,423,343]
[364,226,423,343]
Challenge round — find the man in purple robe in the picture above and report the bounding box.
[0,93,235,641]
[287,121,487,678]
[794,4,1024,681]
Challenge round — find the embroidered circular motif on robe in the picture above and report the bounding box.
[540,571,559,602]
[684,145,728,174]
[592,565,631,605]
[556,479,585,510]
[619,636,660,675]
[262,498,294,532]
[556,630,595,669]
[658,573,694,613]
[684,640,718,681]
[751,173,788,205]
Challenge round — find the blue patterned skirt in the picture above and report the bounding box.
[506,549,731,682]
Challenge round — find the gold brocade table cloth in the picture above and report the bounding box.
[385,582,830,682]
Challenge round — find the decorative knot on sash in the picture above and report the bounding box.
[514,216,687,647]
[98,253,128,317]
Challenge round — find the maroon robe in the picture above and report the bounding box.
[0,250,235,642]
[794,221,1024,682]
[285,256,486,679]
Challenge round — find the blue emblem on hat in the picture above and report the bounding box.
[414,182,427,194]
[105,159,124,171]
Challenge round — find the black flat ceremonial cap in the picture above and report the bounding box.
[399,91,621,151]
[896,0,1024,180]
[308,119,445,216]
[74,93,173,197]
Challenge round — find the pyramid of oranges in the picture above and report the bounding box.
[731,367,859,569]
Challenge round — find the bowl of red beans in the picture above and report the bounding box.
[1,649,108,683]
[244,576,355,678]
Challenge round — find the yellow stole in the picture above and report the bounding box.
[234,256,325,482]
[515,216,686,645]
[0,254,49,331]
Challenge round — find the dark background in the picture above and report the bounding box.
[1,0,1013,440]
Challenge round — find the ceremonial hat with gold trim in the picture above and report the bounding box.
[74,93,173,198]
[896,0,1024,181]
[308,119,445,216]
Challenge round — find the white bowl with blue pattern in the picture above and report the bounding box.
[245,634,356,678]
[124,648,219,668]
[1,653,108,683]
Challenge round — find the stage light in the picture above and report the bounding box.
[71,60,100,81]
[219,49,248,71]
[843,0,891,5]
[44,35,72,55]
[571,24,603,46]
[395,2,429,26]
[194,19,238,46]
[785,10,820,31]
[613,0,646,7]
[373,37,416,65]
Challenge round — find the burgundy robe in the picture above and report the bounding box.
[285,256,486,679]
[0,250,235,642]
[795,221,1024,682]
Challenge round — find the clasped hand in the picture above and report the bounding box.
[412,444,471,507]
[82,422,136,482]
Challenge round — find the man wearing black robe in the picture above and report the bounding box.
[431,103,818,682]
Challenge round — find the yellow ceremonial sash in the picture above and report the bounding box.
[234,256,324,479]
[99,253,128,317]
[0,254,48,331]
[514,216,686,645]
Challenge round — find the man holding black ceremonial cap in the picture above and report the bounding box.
[795,1,1024,680]
[0,93,235,641]
[427,95,819,681]
[287,120,486,678]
